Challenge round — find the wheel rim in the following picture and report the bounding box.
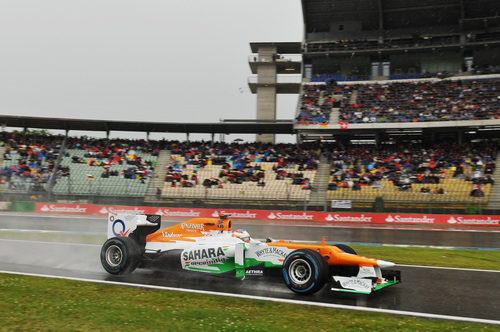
[105,244,123,268]
[288,259,312,285]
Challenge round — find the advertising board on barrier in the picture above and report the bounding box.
[34,203,500,227]
[37,204,91,214]
[331,200,352,209]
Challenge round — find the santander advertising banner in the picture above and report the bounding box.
[34,203,500,227]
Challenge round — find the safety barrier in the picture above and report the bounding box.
[32,203,500,226]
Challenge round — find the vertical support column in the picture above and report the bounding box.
[255,46,277,144]
[377,0,384,44]
[459,0,465,43]
[458,131,464,145]
[47,133,68,200]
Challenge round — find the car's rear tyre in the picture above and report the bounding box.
[334,244,357,255]
[282,249,328,295]
[101,237,141,275]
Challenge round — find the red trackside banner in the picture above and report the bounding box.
[34,203,500,226]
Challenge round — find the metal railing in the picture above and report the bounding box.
[2,183,496,215]
[248,54,302,63]
[247,75,302,84]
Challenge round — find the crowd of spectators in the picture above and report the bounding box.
[165,141,320,165]
[0,133,165,195]
[1,131,498,202]
[164,141,320,190]
[297,81,343,125]
[66,138,159,183]
[325,143,496,197]
[0,132,63,193]
[66,137,161,156]
[471,65,500,76]
[338,79,500,123]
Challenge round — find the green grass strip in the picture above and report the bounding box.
[0,273,497,331]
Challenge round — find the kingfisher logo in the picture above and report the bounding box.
[110,216,130,237]
[181,223,205,231]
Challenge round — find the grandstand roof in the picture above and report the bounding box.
[301,0,500,33]
[0,115,295,135]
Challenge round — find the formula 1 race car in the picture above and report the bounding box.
[101,213,401,295]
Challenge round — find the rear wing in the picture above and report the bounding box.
[107,213,161,239]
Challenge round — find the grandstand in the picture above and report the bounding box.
[0,0,499,214]
[0,130,497,213]
[158,142,318,202]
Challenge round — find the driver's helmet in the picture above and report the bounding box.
[232,228,251,243]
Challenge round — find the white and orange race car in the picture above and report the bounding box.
[100,213,401,295]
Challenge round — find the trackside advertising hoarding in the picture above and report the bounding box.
[34,203,500,226]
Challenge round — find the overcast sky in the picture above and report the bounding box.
[0,0,303,141]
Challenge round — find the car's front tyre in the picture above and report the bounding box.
[282,249,328,295]
[101,237,141,275]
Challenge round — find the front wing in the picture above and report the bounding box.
[331,269,401,294]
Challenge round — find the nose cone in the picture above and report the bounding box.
[377,259,395,268]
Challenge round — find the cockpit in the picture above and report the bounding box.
[232,228,251,243]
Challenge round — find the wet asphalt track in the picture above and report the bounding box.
[0,214,499,321]
[2,213,500,248]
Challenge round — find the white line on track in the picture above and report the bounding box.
[1,212,499,232]
[243,223,500,233]
[267,239,500,251]
[396,264,500,273]
[0,238,100,247]
[0,213,103,220]
[0,269,498,325]
[5,230,494,249]
[1,230,499,251]
[0,228,104,235]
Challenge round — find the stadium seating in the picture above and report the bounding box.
[159,142,319,201]
[325,143,496,203]
[297,83,344,125]
[0,133,497,208]
[52,148,157,197]
[0,133,159,197]
[0,133,61,194]
[161,158,316,201]
[340,79,500,123]
[297,77,500,125]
